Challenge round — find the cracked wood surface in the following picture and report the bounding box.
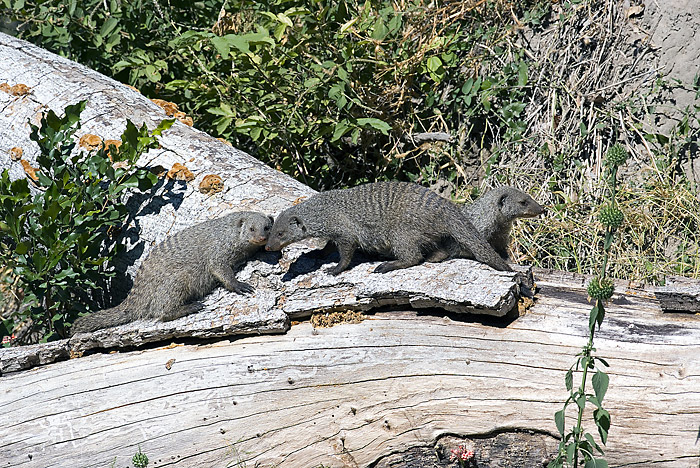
[1,271,699,467]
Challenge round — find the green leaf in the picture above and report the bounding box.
[277,12,293,27]
[462,78,474,96]
[426,56,442,72]
[593,408,610,444]
[273,23,287,41]
[592,371,609,404]
[100,17,119,38]
[584,432,604,455]
[63,100,87,128]
[518,60,528,87]
[356,117,391,134]
[565,442,575,464]
[339,17,358,34]
[15,241,30,255]
[371,18,388,40]
[211,35,234,59]
[589,301,607,331]
[32,250,46,271]
[565,369,573,391]
[211,32,274,60]
[594,301,606,328]
[10,177,30,197]
[331,120,353,141]
[214,116,233,134]
[153,118,175,136]
[145,64,161,82]
[554,409,565,436]
[584,459,608,468]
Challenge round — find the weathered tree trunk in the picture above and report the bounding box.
[2,270,699,468]
[1,33,699,468]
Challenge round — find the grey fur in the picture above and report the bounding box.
[70,212,273,335]
[265,181,511,274]
[431,186,543,262]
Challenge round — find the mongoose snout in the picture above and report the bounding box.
[463,186,544,260]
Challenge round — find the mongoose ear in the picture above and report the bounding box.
[268,215,275,225]
[289,216,307,233]
[498,193,508,207]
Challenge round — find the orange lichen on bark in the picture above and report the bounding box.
[9,84,31,96]
[199,174,224,195]
[167,162,195,181]
[151,98,179,116]
[9,147,23,161]
[173,111,193,126]
[79,134,103,151]
[20,160,39,181]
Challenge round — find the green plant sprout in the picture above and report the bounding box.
[548,143,628,468]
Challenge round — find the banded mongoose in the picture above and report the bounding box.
[70,212,273,335]
[264,181,512,274]
[429,186,543,262]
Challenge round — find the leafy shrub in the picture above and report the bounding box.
[5,0,699,282]
[4,0,540,189]
[0,101,172,342]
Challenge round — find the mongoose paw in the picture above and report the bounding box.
[373,262,396,274]
[327,265,347,276]
[233,282,255,295]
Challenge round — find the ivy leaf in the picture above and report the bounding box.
[356,117,391,134]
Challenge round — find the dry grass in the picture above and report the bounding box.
[445,0,700,283]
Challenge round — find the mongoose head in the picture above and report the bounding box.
[495,187,544,221]
[243,214,274,246]
[265,211,308,251]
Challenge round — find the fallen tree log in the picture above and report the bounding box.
[1,250,527,374]
[1,270,699,467]
[1,32,699,468]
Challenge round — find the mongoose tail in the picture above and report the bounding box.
[71,306,131,334]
